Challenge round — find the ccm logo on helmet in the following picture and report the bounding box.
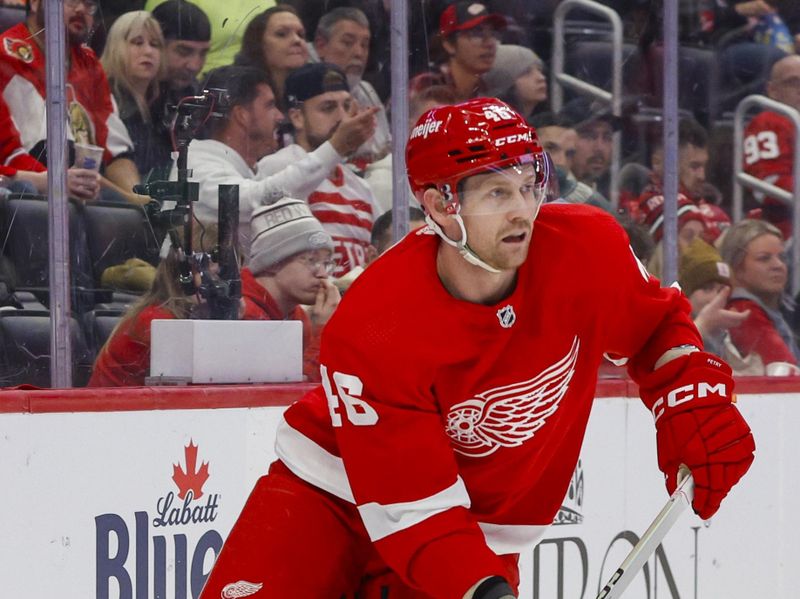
[410,119,444,140]
[495,132,533,147]
[651,381,727,423]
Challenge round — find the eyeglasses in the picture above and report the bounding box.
[65,0,99,16]
[461,25,502,41]
[295,253,338,275]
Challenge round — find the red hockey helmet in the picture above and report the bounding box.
[406,97,548,211]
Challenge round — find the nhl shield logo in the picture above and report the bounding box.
[496,305,516,328]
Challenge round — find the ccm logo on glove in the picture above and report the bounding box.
[650,382,728,423]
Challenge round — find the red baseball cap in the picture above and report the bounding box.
[439,2,508,37]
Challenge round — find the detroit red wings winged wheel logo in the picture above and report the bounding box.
[446,336,580,457]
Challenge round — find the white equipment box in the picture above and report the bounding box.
[150,319,303,384]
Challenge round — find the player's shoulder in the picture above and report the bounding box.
[325,228,437,333]
[536,202,624,244]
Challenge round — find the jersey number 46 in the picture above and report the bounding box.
[321,365,379,427]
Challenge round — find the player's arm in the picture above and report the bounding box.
[316,334,511,598]
[597,215,755,520]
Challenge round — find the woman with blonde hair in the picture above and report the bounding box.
[719,218,800,376]
[101,11,171,176]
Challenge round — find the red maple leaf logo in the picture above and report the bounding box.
[172,440,210,500]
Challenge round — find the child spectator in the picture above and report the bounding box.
[242,198,340,382]
[679,238,748,356]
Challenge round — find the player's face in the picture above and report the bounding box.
[316,20,371,81]
[678,143,708,196]
[573,121,613,183]
[445,26,500,75]
[294,91,352,151]
[275,249,334,305]
[242,83,284,160]
[262,12,309,72]
[735,233,788,298]
[164,39,210,90]
[458,164,542,271]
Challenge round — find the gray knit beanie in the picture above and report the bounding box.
[249,199,333,274]
[483,44,542,98]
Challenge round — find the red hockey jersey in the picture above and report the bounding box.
[0,23,133,172]
[743,110,795,201]
[276,204,700,597]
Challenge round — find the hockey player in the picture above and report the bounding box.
[199,98,755,599]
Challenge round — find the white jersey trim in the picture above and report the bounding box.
[478,522,550,555]
[274,418,355,503]
[358,477,471,542]
[276,418,551,554]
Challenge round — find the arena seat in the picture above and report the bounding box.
[82,201,159,288]
[82,308,125,357]
[0,310,93,388]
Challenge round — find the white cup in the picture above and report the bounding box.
[73,142,104,172]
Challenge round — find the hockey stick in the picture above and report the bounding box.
[596,471,695,599]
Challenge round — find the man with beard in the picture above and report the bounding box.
[241,198,340,383]
[184,64,377,260]
[0,0,145,204]
[313,6,390,167]
[257,62,380,276]
[151,0,211,98]
[562,96,622,201]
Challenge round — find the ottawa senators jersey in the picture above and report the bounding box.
[0,23,133,171]
[275,203,700,597]
[743,111,795,201]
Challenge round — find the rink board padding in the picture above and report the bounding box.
[0,380,796,598]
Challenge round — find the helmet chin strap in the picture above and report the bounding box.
[424,213,502,274]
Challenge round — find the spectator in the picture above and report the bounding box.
[0,0,144,204]
[258,62,380,276]
[679,238,748,357]
[530,111,611,211]
[409,1,507,103]
[363,85,456,214]
[742,54,800,239]
[144,0,269,74]
[369,207,427,256]
[561,97,621,200]
[242,198,340,382]
[639,193,707,280]
[181,64,375,261]
[632,118,730,243]
[236,5,308,110]
[313,7,390,166]
[719,218,800,375]
[150,0,211,100]
[483,44,547,121]
[88,224,218,387]
[101,11,171,177]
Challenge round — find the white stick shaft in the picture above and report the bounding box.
[596,474,695,599]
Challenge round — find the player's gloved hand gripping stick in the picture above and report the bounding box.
[638,350,755,519]
[595,351,755,598]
